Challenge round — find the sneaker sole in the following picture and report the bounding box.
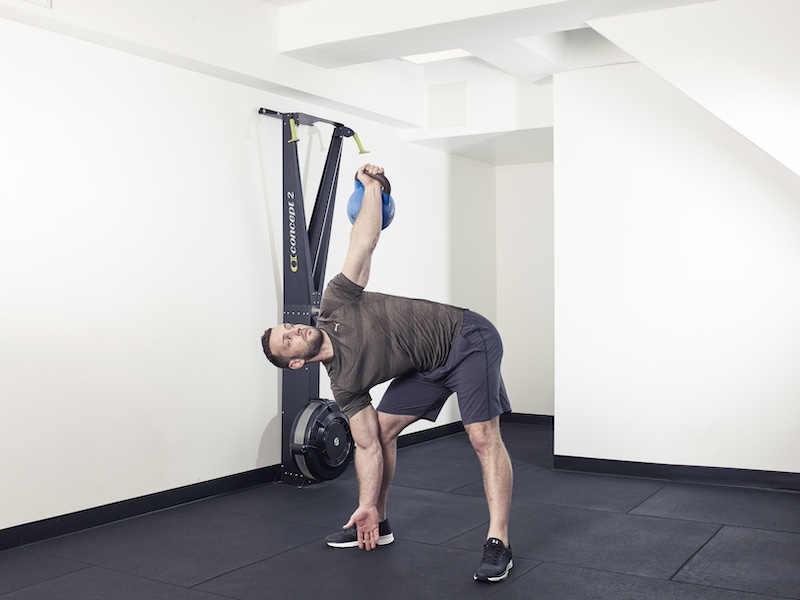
[474,559,513,582]
[326,533,395,548]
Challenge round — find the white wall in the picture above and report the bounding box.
[0,14,495,529]
[590,0,800,178]
[0,16,275,530]
[497,163,554,416]
[553,62,800,473]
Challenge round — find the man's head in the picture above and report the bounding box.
[261,323,324,370]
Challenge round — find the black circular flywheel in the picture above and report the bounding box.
[290,398,353,481]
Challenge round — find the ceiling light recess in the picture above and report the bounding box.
[402,49,473,64]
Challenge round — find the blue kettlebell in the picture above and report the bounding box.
[347,171,395,229]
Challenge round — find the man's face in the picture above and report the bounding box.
[269,323,323,366]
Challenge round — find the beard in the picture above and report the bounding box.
[299,327,324,360]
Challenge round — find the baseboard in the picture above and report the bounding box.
[1,416,521,552]
[501,412,554,427]
[394,412,553,447]
[554,455,800,492]
[397,421,465,448]
[0,465,280,553]
[24,414,786,554]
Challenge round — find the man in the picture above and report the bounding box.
[261,164,514,583]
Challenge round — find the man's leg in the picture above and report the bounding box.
[463,416,513,545]
[376,411,419,521]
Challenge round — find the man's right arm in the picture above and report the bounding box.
[341,164,386,288]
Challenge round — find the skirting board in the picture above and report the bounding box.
[501,412,554,427]
[555,455,800,492]
[0,465,280,553]
[0,418,481,552]
[397,421,464,447]
[396,412,554,447]
[13,413,793,553]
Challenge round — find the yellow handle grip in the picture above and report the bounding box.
[288,118,299,143]
[352,132,369,154]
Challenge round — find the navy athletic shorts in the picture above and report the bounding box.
[377,310,511,425]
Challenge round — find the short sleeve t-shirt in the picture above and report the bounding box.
[317,273,465,417]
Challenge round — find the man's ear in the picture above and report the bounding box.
[288,358,306,370]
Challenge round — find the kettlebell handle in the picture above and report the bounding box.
[355,171,391,196]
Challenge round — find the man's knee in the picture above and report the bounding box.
[378,427,396,447]
[465,418,503,456]
[377,412,416,445]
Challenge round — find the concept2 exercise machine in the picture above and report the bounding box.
[259,108,367,485]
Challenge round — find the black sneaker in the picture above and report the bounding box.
[474,538,513,582]
[325,519,395,548]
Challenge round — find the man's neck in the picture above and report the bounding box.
[316,330,335,363]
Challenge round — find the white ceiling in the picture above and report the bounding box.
[259,0,714,165]
[261,0,309,5]
[264,0,711,78]
[411,127,555,166]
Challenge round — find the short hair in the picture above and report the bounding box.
[261,328,290,369]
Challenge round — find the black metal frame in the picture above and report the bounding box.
[259,108,361,484]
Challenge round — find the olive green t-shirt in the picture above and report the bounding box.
[317,273,465,418]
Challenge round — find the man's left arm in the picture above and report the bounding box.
[341,405,384,550]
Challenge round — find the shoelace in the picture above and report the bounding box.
[482,542,506,565]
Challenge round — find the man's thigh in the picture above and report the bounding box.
[376,374,453,422]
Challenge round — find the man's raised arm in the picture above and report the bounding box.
[341,164,386,288]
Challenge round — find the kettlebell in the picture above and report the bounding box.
[347,171,395,229]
